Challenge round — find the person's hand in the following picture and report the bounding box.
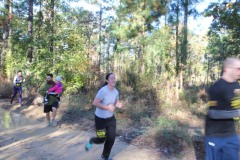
[107,104,115,112]
[115,101,123,109]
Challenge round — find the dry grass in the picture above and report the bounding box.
[116,84,207,156]
[56,77,208,158]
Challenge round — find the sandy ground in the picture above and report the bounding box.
[0,98,169,160]
[0,122,165,160]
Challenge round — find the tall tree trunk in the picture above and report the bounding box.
[50,0,54,52]
[180,0,188,83]
[175,0,181,98]
[181,0,188,64]
[7,0,13,79]
[98,3,102,71]
[1,0,10,67]
[37,0,43,43]
[106,35,111,73]
[8,0,12,49]
[28,0,34,63]
[175,0,180,75]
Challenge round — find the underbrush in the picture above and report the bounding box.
[58,73,208,157]
[0,75,12,98]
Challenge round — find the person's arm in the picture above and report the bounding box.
[115,99,123,109]
[48,84,58,92]
[38,82,47,96]
[208,109,240,119]
[13,76,17,84]
[92,98,115,112]
[207,84,238,119]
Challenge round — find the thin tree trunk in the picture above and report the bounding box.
[175,0,181,95]
[175,0,180,75]
[50,0,54,52]
[6,0,12,79]
[181,0,188,65]
[36,0,43,44]
[28,0,34,63]
[180,0,188,87]
[106,35,111,73]
[1,0,10,67]
[98,3,102,71]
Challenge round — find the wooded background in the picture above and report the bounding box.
[0,0,239,96]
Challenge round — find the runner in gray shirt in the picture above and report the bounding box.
[85,73,122,160]
[95,85,119,118]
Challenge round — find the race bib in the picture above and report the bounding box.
[96,129,106,138]
[16,83,21,87]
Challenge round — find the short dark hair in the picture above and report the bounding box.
[18,70,22,73]
[47,73,53,78]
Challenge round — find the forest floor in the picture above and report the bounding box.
[0,96,205,160]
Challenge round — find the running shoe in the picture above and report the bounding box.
[47,121,51,127]
[85,142,92,151]
[52,119,57,127]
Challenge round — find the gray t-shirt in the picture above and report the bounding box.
[95,85,119,118]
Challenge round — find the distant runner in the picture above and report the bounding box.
[10,70,24,106]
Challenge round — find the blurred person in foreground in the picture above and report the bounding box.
[205,57,240,160]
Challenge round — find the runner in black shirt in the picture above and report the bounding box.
[205,57,240,160]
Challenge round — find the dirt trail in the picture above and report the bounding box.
[0,99,166,160]
[0,122,165,160]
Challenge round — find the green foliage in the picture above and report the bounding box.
[3,2,91,95]
[204,1,240,32]
[114,0,168,40]
[205,1,240,62]
[144,27,174,78]
[157,115,179,128]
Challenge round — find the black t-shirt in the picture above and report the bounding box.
[205,78,240,137]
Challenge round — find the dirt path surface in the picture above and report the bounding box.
[0,98,167,160]
[0,122,165,160]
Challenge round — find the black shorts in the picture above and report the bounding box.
[44,101,59,113]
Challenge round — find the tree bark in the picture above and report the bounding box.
[50,0,54,52]
[98,3,102,71]
[180,0,188,87]
[1,0,10,67]
[28,0,34,63]
[181,0,188,67]
[175,0,180,75]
